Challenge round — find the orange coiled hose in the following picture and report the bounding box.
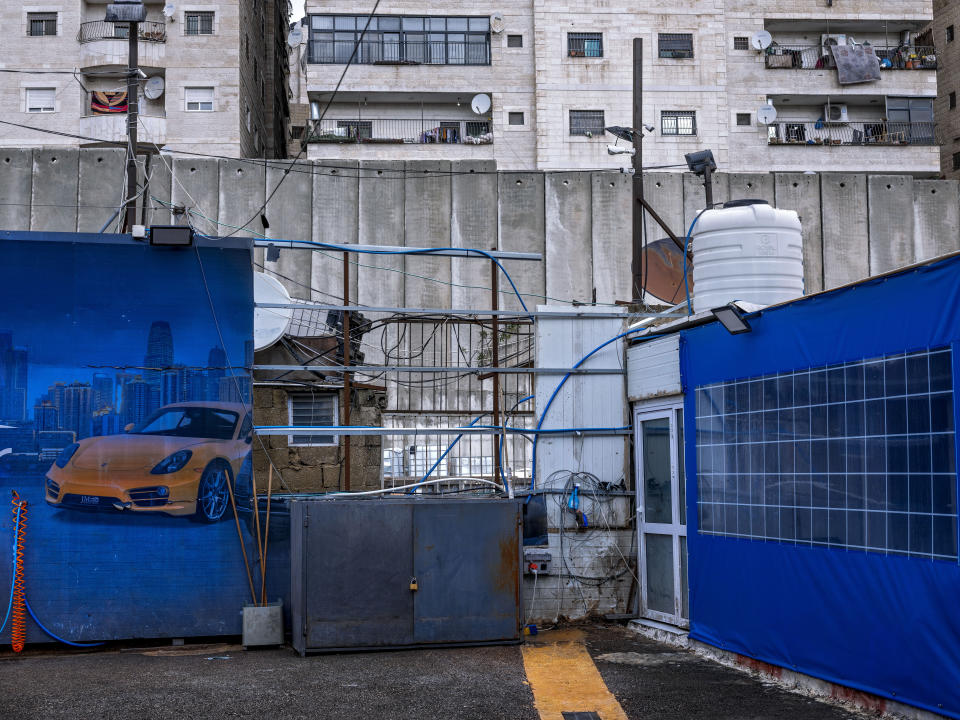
[10,491,26,653]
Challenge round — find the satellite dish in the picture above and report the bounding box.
[143,76,165,100]
[751,30,772,51]
[162,3,176,18]
[254,272,293,351]
[490,12,505,33]
[756,105,777,125]
[287,25,303,48]
[470,93,491,115]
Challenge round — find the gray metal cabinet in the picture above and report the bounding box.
[291,497,521,654]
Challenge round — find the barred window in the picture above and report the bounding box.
[28,12,57,37]
[288,392,339,446]
[185,11,215,35]
[570,110,604,136]
[568,32,603,57]
[659,33,694,58]
[736,113,752,126]
[733,36,750,50]
[661,110,697,136]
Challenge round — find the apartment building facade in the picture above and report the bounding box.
[298,0,939,173]
[931,0,960,178]
[0,1,291,159]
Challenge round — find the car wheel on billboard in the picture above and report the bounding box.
[194,461,231,523]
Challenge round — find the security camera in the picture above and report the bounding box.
[137,69,147,79]
[643,123,655,133]
[607,145,636,156]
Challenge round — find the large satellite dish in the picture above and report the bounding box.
[143,76,165,100]
[490,12,505,33]
[471,93,491,115]
[751,30,772,51]
[162,3,176,18]
[642,239,693,305]
[756,105,777,125]
[254,272,293,350]
[287,25,303,48]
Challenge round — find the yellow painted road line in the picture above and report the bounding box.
[521,629,629,720]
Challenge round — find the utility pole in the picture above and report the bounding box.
[631,38,644,303]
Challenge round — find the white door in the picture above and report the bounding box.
[636,406,688,627]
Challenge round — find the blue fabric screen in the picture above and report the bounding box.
[680,254,960,718]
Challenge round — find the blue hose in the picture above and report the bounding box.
[23,597,105,648]
[406,413,488,494]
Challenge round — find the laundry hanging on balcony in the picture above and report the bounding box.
[831,44,881,84]
[91,91,128,115]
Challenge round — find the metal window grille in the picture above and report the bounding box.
[733,36,749,50]
[508,111,525,126]
[659,33,694,58]
[466,121,490,137]
[570,110,604,136]
[736,113,752,126]
[337,120,372,139]
[26,88,55,113]
[288,393,339,446]
[661,110,697,136]
[186,12,215,35]
[568,32,603,57]
[28,12,57,37]
[507,34,523,48]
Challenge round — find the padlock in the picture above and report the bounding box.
[409,577,418,591]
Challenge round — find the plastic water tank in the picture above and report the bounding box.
[691,199,803,312]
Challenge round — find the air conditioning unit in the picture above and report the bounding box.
[823,103,849,122]
[821,34,847,55]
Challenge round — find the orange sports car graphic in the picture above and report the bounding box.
[45,402,252,522]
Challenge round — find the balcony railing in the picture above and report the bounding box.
[306,118,493,145]
[78,20,167,44]
[764,45,936,70]
[767,120,936,146]
[308,40,490,65]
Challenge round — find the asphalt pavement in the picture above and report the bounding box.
[0,624,868,720]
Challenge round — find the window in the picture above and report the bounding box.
[951,92,957,110]
[948,25,955,43]
[27,12,57,37]
[185,11,215,35]
[659,33,694,59]
[736,113,752,126]
[308,15,490,65]
[733,36,750,51]
[507,34,523,48]
[569,109,604,136]
[185,87,214,111]
[508,111,525,126]
[695,347,957,561]
[288,392,338,446]
[954,152,960,171]
[661,110,697,136]
[568,32,603,57]
[26,88,55,113]
[886,97,935,144]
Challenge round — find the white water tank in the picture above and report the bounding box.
[691,199,803,312]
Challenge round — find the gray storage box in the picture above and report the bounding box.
[242,600,283,648]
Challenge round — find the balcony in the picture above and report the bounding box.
[77,20,166,70]
[79,103,167,147]
[767,120,936,146]
[308,40,490,66]
[764,44,936,70]
[307,118,493,145]
[78,20,167,44]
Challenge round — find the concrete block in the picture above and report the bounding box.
[265,159,312,299]
[219,158,266,239]
[357,160,404,308]
[450,160,498,310]
[590,172,631,304]
[77,148,125,233]
[821,174,868,289]
[171,157,219,236]
[774,173,823,294]
[403,160,451,308]
[144,152,173,227]
[311,160,359,305]
[31,148,79,232]
[913,180,960,261]
[868,175,914,275]
[728,173,774,205]
[642,172,686,305]
[0,149,33,231]
[498,172,545,312]
[545,172,593,304]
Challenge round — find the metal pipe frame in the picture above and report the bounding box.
[254,364,623,375]
[254,302,673,319]
[255,426,630,437]
[252,240,542,261]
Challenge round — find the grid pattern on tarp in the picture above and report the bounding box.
[694,347,958,561]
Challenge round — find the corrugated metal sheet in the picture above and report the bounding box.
[626,335,681,401]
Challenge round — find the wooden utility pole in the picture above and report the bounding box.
[123,20,139,232]
[631,38,644,302]
[342,254,352,491]
[491,253,501,486]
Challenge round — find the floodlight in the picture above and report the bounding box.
[711,304,752,335]
[685,149,717,175]
[149,225,193,247]
[105,0,147,23]
[607,145,635,156]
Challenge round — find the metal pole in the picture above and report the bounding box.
[491,253,502,486]
[124,20,139,232]
[631,38,644,302]
[703,165,714,209]
[342,254,352,491]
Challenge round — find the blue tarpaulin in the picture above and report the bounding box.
[680,253,960,718]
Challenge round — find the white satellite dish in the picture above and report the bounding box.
[756,105,777,125]
[287,25,303,48]
[143,76,165,100]
[254,272,293,351]
[162,3,176,18]
[751,30,772,51]
[470,93,491,115]
[490,12,505,34]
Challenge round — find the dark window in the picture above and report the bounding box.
[308,15,490,65]
[508,111,525,126]
[27,12,57,37]
[948,25,955,43]
[507,34,523,48]
[569,110,604,136]
[288,393,338,446]
[661,110,697,135]
[659,33,694,58]
[568,32,603,57]
[185,11,215,35]
[886,96,935,145]
[736,113,752,126]
[733,36,750,50]
[954,152,960,171]
[951,92,957,110]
